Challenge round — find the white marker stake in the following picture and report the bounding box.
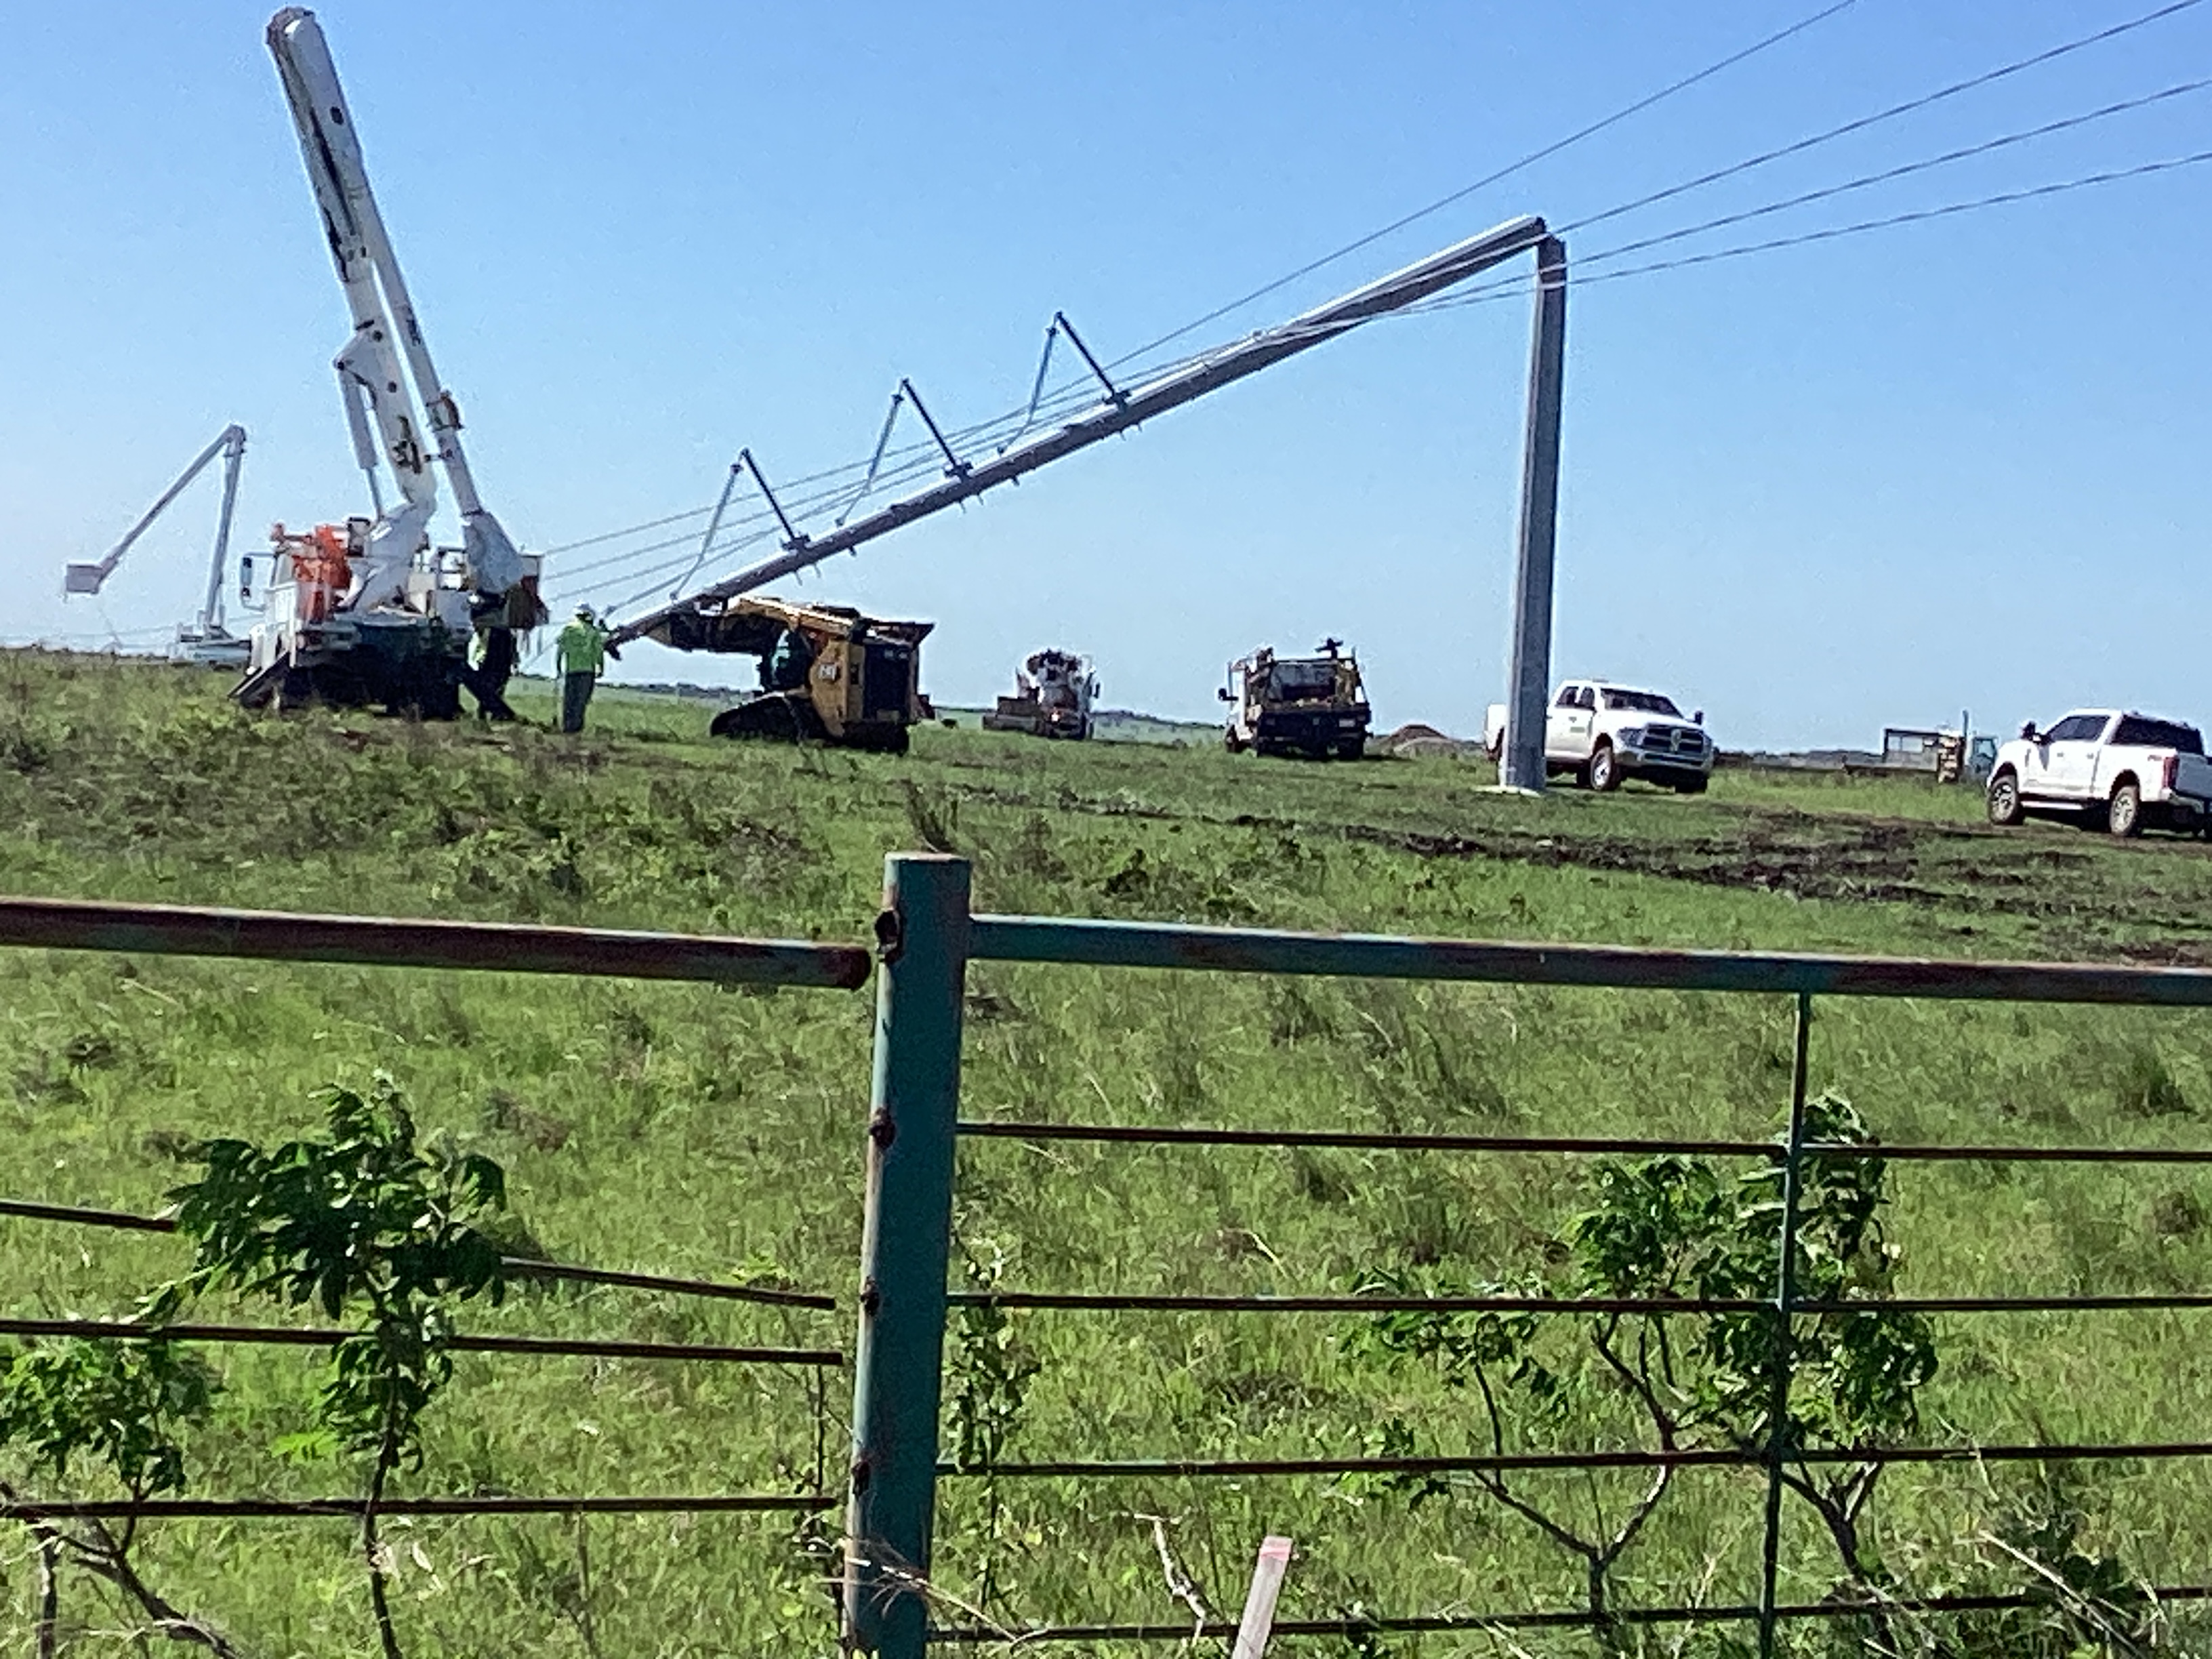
[1231,1535,1294,1659]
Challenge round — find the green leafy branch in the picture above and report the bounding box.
[1342,1092,1940,1652]
[0,1336,234,1656]
[154,1073,511,1659]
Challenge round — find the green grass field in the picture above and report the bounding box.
[5,648,2212,1657]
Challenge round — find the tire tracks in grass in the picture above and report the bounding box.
[941,771,2212,960]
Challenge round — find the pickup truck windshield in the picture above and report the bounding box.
[2112,716,2206,753]
[1601,689,1683,717]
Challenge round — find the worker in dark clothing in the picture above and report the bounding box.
[464,626,518,722]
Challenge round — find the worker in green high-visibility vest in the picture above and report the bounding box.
[554,606,615,733]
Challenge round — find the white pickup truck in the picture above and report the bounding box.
[1986,710,2212,838]
[1485,679,1715,793]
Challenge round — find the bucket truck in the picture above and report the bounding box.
[983,649,1097,739]
[239,7,541,715]
[62,424,251,668]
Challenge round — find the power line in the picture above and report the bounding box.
[1096,0,1863,374]
[1559,0,2209,240]
[1589,75,2212,266]
[537,373,1110,567]
[1402,142,2212,321]
[1576,144,2212,285]
[540,0,2211,605]
[533,1,1859,569]
[582,135,2212,615]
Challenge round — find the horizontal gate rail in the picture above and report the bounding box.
[1,1195,839,1310]
[926,1583,2212,1644]
[947,1288,2212,1315]
[0,1316,841,1368]
[970,912,2212,1004]
[962,1118,2212,1164]
[0,893,872,987]
[958,1120,1781,1157]
[3,1493,836,1520]
[942,1438,2212,1480]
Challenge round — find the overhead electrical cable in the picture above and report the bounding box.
[1164,68,2212,346]
[1585,75,2212,264]
[1094,0,1863,374]
[1570,145,2212,287]
[539,374,1109,565]
[550,0,2211,608]
[1393,143,2212,324]
[536,0,1858,568]
[1557,0,2209,239]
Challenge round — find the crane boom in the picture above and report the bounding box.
[64,424,248,621]
[265,6,522,599]
[608,215,1547,646]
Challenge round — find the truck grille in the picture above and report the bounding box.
[1642,726,1704,757]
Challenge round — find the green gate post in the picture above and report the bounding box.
[844,855,971,1657]
[1756,992,1814,1659]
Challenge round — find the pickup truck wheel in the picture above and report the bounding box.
[1986,769,2023,827]
[2108,781,2144,838]
[1588,742,1620,792]
[1223,729,1246,754]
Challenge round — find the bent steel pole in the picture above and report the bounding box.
[1501,236,1567,793]
[611,215,1551,644]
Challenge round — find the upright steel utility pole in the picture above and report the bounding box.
[1502,236,1568,794]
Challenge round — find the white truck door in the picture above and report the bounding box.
[1547,684,1591,762]
[2041,714,2110,800]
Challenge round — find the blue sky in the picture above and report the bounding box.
[2,1,2207,749]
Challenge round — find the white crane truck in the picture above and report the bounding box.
[1485,678,1714,792]
[1985,710,2212,838]
[983,649,1098,739]
[237,7,539,714]
[62,424,250,668]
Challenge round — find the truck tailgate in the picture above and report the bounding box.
[2177,754,2212,803]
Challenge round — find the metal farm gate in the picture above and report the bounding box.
[8,859,2212,1654]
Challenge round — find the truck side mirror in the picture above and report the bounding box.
[2020,722,2038,742]
[1692,710,1704,726]
[1217,687,1232,702]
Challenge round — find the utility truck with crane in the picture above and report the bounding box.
[1221,640,1370,759]
[237,7,541,716]
[62,424,250,669]
[984,649,1097,739]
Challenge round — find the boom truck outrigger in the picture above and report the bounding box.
[236,7,542,716]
